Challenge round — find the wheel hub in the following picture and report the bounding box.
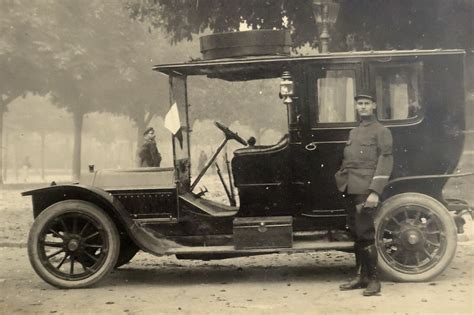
[67,239,80,252]
[400,226,425,251]
[407,231,420,245]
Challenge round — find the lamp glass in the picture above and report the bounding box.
[280,80,294,97]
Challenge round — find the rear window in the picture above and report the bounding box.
[373,63,423,120]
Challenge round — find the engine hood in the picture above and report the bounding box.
[80,167,175,191]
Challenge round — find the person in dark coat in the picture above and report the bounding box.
[138,127,161,167]
[335,92,393,296]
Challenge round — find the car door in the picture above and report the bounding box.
[304,62,363,215]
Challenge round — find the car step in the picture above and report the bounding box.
[166,240,354,255]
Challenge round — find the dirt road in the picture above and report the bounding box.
[1,238,473,314]
[1,183,473,314]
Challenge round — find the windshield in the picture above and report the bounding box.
[186,76,287,189]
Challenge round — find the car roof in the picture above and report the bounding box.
[153,49,465,80]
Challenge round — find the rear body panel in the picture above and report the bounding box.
[229,52,466,220]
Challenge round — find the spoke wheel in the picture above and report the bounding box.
[28,200,119,288]
[375,193,457,282]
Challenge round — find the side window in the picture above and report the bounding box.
[373,63,423,120]
[317,70,357,123]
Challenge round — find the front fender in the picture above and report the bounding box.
[23,184,130,223]
[22,184,178,255]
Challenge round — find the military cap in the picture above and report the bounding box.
[354,91,376,102]
[143,127,155,136]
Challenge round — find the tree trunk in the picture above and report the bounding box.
[40,131,46,181]
[129,139,135,167]
[135,113,154,146]
[0,102,5,184]
[134,125,144,168]
[136,123,144,148]
[0,94,20,184]
[13,142,18,181]
[64,138,70,171]
[2,131,7,182]
[72,110,84,182]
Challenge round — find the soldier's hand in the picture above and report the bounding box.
[364,192,379,209]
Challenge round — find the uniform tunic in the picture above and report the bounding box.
[138,140,162,167]
[335,116,393,242]
[335,116,393,195]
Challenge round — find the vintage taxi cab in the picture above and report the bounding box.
[24,31,472,288]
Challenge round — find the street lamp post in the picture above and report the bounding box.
[313,0,340,53]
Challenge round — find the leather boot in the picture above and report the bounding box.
[340,245,368,290]
[362,245,381,296]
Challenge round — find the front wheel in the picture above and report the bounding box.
[375,193,457,282]
[28,200,120,288]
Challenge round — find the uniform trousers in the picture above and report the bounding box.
[345,194,376,248]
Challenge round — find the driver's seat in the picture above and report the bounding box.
[234,134,289,157]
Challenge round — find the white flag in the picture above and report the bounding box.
[164,102,181,135]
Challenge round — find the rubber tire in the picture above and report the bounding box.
[28,200,120,289]
[375,193,457,282]
[115,235,139,268]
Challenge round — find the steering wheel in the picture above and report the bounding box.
[215,121,248,146]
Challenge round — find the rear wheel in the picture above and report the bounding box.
[28,200,120,288]
[375,193,457,282]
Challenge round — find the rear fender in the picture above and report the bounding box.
[383,173,473,233]
[22,185,178,255]
[383,172,473,202]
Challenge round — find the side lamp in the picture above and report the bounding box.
[280,71,294,104]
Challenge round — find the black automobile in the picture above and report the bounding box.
[24,31,472,288]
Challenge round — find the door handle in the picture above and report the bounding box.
[305,142,318,151]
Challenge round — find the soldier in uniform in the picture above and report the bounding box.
[138,127,162,167]
[335,92,393,296]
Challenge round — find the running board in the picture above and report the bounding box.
[166,240,354,255]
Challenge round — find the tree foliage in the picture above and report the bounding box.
[2,1,471,183]
[0,0,57,183]
[2,0,185,181]
[128,0,472,51]
[127,0,318,47]
[333,0,472,51]
[30,0,147,180]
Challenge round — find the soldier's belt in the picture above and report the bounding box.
[342,161,377,169]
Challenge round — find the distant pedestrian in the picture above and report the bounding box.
[21,156,32,182]
[138,127,161,167]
